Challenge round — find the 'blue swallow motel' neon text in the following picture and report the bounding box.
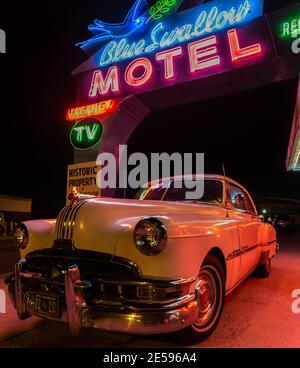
[73,0,268,103]
[98,0,262,67]
[88,26,264,99]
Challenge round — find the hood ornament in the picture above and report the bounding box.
[68,186,80,206]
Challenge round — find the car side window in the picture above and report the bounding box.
[227,184,248,211]
[244,192,256,214]
[227,184,256,214]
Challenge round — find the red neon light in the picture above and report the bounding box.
[188,36,220,72]
[227,29,262,62]
[66,100,116,121]
[156,47,183,80]
[87,28,264,100]
[125,58,153,87]
[89,67,120,97]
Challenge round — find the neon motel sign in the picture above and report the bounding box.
[73,0,270,105]
[87,26,264,99]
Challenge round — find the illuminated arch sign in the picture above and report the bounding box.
[73,0,272,104]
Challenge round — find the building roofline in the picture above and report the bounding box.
[0,194,32,202]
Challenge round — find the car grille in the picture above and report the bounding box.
[9,248,193,312]
[19,248,191,309]
[18,248,141,307]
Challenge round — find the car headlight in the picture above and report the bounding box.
[134,218,167,255]
[13,224,29,250]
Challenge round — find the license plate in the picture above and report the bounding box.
[27,293,60,319]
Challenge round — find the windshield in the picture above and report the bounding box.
[135,179,223,205]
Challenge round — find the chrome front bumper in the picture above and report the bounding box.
[13,260,199,335]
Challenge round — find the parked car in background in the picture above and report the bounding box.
[6,175,277,344]
[273,214,295,232]
[255,197,300,227]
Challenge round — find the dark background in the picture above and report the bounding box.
[0,0,299,218]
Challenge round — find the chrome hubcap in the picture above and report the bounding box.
[194,269,217,328]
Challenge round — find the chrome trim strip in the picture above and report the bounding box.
[265,239,277,246]
[61,202,79,239]
[121,294,195,309]
[226,249,240,261]
[17,271,195,291]
[15,259,27,319]
[56,205,70,239]
[64,265,88,336]
[59,204,73,239]
[96,276,196,287]
[226,240,278,261]
[241,244,258,255]
[69,201,87,239]
[64,201,84,239]
[227,245,256,261]
[56,200,88,240]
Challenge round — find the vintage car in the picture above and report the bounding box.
[6,175,278,344]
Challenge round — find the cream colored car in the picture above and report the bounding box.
[7,175,277,344]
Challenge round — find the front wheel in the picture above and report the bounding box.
[179,254,225,345]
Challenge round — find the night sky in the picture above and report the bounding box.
[0,0,299,218]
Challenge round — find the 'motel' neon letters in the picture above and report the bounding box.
[89,28,262,98]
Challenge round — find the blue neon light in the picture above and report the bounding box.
[77,0,149,54]
[76,0,264,68]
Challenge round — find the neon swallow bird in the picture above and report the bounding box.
[76,0,149,55]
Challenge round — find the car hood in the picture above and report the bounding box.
[55,197,227,255]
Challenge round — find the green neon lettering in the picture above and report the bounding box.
[282,22,290,36]
[86,124,99,141]
[281,18,300,38]
[74,126,85,142]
